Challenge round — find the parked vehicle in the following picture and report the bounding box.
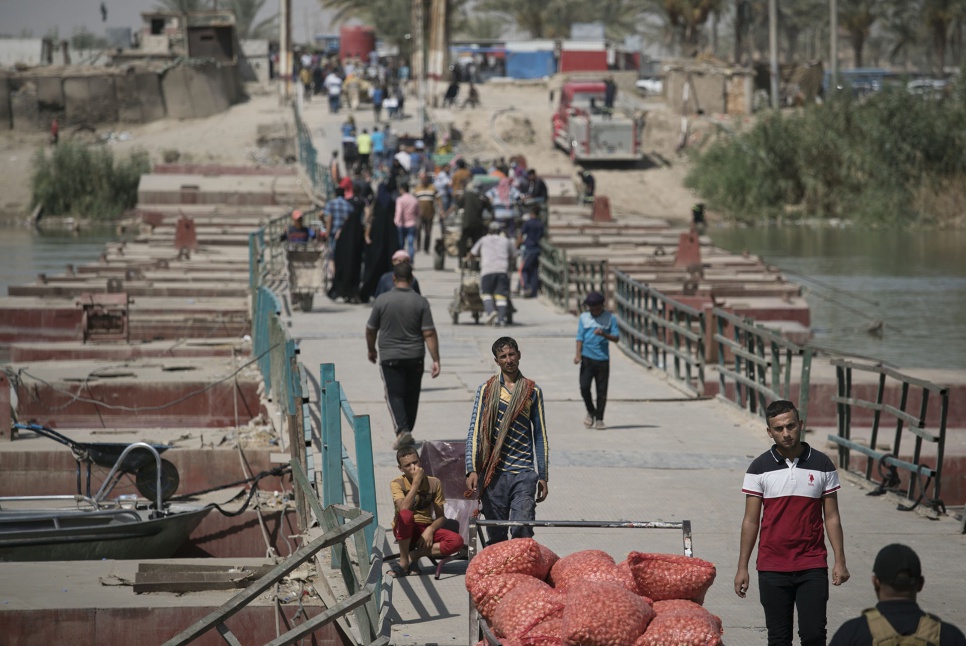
[635,76,664,97]
[552,81,643,164]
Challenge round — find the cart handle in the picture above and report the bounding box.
[94,442,164,512]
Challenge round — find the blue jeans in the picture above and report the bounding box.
[481,470,538,544]
[758,569,829,646]
[397,226,416,260]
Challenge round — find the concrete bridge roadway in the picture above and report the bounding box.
[288,97,966,646]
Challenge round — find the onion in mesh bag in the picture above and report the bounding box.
[624,552,716,604]
[549,550,637,593]
[634,614,723,646]
[652,600,722,633]
[466,539,552,591]
[492,584,566,638]
[471,573,549,621]
[562,581,655,646]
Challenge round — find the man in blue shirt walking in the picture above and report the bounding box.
[574,291,619,430]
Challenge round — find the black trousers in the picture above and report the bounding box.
[759,569,829,646]
[380,357,425,435]
[579,357,610,421]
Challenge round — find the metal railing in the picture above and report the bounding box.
[538,240,608,312]
[613,269,706,396]
[712,307,813,422]
[320,363,379,553]
[826,359,949,514]
[293,102,335,201]
[163,462,388,645]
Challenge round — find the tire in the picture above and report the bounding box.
[136,458,181,502]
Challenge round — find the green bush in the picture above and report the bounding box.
[30,142,151,219]
[686,87,966,225]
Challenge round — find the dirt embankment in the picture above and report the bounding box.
[0,80,701,225]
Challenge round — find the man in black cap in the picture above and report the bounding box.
[574,291,618,430]
[829,543,965,645]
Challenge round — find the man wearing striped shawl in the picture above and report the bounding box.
[465,337,549,544]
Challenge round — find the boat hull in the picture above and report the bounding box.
[0,506,212,562]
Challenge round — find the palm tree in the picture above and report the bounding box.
[476,0,549,37]
[923,0,966,73]
[838,0,876,67]
[455,15,506,40]
[153,0,212,11]
[226,0,278,39]
[644,0,725,57]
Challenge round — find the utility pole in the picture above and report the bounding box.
[830,0,838,94]
[280,0,291,99]
[768,0,779,109]
[413,0,425,131]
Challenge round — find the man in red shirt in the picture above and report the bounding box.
[735,399,850,646]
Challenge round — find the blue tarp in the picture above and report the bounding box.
[505,51,556,79]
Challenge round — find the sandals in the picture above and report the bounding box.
[388,562,421,578]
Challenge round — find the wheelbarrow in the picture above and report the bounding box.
[13,423,180,502]
[286,243,327,312]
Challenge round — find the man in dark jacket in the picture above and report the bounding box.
[829,543,965,645]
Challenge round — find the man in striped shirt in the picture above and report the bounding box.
[735,399,850,646]
[465,337,549,545]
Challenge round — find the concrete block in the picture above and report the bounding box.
[64,74,118,126]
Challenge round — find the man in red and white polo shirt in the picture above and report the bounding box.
[734,399,850,646]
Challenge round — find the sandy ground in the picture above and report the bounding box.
[0,79,700,225]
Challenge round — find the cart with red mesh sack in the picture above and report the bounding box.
[467,517,695,646]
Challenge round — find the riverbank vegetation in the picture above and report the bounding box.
[685,88,966,226]
[30,143,150,220]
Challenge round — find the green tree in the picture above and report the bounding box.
[838,0,876,67]
[152,0,212,11]
[476,0,548,37]
[644,0,725,56]
[70,28,110,50]
[455,15,506,40]
[923,0,966,73]
[226,0,279,39]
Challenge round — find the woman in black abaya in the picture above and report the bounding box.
[359,177,400,303]
[327,197,366,302]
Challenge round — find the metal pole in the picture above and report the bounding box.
[830,0,838,94]
[279,0,291,99]
[768,0,779,109]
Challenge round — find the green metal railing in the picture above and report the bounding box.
[613,269,706,396]
[320,362,378,553]
[712,308,812,422]
[294,103,335,201]
[250,224,378,551]
[538,240,607,312]
[826,359,949,514]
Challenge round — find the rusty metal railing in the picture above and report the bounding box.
[538,240,608,313]
[162,463,389,645]
[712,308,812,422]
[826,359,949,515]
[614,269,706,396]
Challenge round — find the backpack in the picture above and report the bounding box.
[864,608,941,645]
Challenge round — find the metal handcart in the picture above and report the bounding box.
[286,241,328,312]
[448,260,514,325]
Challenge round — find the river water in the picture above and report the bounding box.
[0,225,118,297]
[1,223,962,370]
[708,226,966,370]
